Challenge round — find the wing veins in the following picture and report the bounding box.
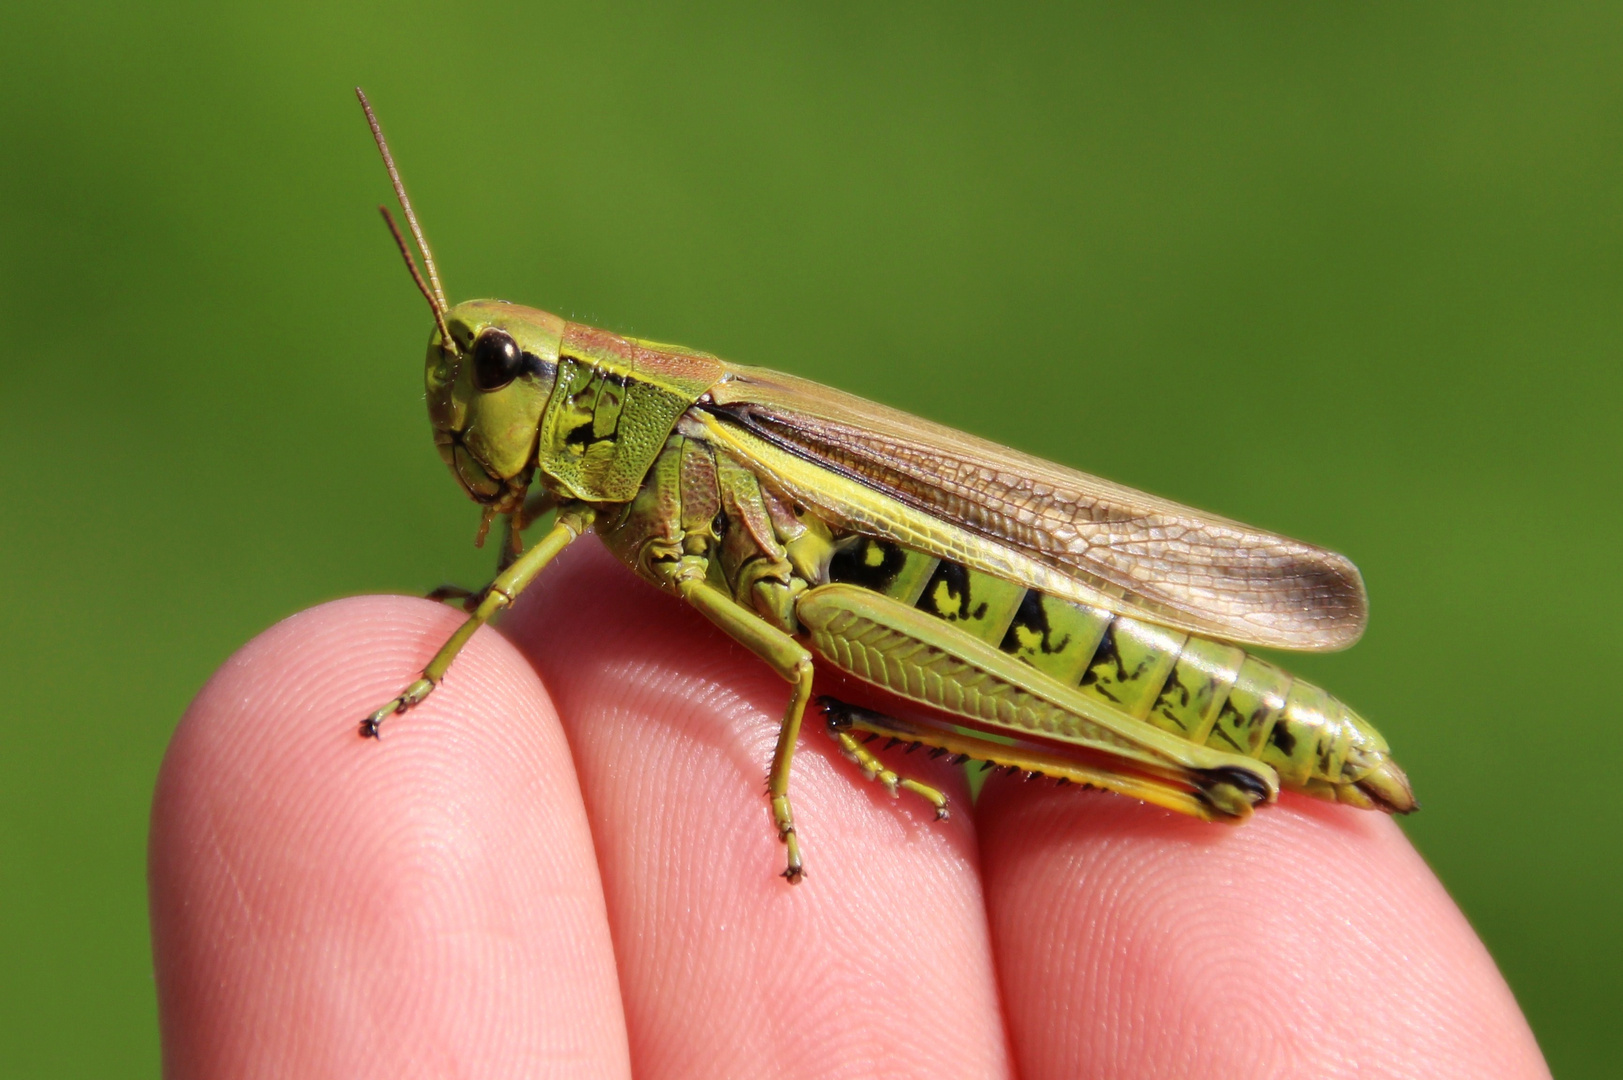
[706,366,1367,651]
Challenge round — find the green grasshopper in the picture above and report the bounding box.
[355,90,1414,882]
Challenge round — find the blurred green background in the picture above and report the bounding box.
[2,2,1617,1074]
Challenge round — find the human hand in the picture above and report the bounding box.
[150,543,1550,1078]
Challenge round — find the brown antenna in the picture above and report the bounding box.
[379,205,454,350]
[356,87,450,313]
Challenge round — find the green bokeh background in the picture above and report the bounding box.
[2,3,1617,1074]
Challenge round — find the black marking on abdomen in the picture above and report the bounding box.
[918,560,987,622]
[829,537,908,593]
[999,590,1072,656]
[1158,666,1193,711]
[1150,665,1196,733]
[1078,623,1124,703]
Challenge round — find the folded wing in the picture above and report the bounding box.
[704,365,1366,651]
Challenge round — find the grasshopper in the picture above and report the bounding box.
[355,90,1414,882]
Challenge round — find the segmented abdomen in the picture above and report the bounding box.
[826,535,1410,810]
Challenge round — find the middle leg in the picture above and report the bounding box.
[676,576,816,883]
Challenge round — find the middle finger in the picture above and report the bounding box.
[505,544,1013,1080]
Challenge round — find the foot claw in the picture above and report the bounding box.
[359,702,394,739]
[777,822,804,884]
[359,679,432,740]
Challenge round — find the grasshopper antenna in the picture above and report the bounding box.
[378,205,454,351]
[356,87,452,324]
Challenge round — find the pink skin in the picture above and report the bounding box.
[151,543,1550,1079]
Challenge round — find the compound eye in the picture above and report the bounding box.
[471,329,522,391]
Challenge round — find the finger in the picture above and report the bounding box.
[977,783,1549,1079]
[149,596,629,1079]
[503,544,1013,1079]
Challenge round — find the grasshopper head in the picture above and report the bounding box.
[427,299,564,508]
[354,90,565,515]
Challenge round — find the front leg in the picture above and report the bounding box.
[496,491,559,573]
[361,503,594,738]
[433,492,564,606]
[675,574,816,883]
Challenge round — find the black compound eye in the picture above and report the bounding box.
[471,329,522,391]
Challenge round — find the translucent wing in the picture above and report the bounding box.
[703,365,1366,651]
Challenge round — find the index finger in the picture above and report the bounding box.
[149,596,630,1079]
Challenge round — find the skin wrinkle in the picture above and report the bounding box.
[199,801,260,956]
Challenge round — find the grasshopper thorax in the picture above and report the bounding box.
[429,299,563,510]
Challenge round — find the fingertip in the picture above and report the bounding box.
[978,785,1548,1079]
[150,595,628,1079]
